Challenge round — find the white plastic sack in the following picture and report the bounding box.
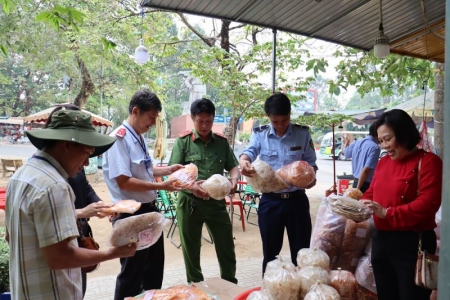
[109,212,169,250]
[247,289,274,300]
[201,174,232,200]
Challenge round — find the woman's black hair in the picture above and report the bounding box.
[375,109,421,150]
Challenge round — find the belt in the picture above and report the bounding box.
[140,201,157,208]
[265,190,305,199]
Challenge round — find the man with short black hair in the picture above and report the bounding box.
[6,110,137,300]
[103,89,183,300]
[169,98,240,284]
[343,123,380,193]
[240,92,318,274]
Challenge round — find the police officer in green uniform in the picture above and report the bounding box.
[169,98,240,284]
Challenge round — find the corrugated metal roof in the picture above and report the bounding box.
[143,0,445,62]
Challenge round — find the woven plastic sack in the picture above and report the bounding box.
[296,248,330,270]
[168,163,198,189]
[276,160,315,188]
[201,174,232,200]
[245,159,288,193]
[297,266,331,299]
[109,212,169,250]
[329,268,357,300]
[328,194,372,222]
[304,282,341,300]
[263,263,300,300]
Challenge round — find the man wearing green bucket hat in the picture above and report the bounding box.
[5,109,137,300]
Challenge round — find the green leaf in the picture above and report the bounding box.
[333,86,341,96]
[0,45,8,56]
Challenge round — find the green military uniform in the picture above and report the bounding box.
[168,129,238,284]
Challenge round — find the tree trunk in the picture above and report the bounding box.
[434,62,444,159]
[223,116,239,146]
[73,55,95,108]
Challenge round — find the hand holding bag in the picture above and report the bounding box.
[414,157,439,290]
[77,219,100,273]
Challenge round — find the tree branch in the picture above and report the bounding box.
[229,24,246,31]
[177,13,216,47]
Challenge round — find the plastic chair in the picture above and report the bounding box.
[226,195,245,231]
[244,184,261,226]
[158,190,180,248]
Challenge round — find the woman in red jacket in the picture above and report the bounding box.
[361,109,442,300]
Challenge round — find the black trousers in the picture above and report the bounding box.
[258,190,312,274]
[113,202,165,300]
[371,229,436,300]
[79,219,92,299]
[352,178,371,193]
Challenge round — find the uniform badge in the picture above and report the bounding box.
[290,146,302,151]
[116,128,126,138]
[309,139,315,150]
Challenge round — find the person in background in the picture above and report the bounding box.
[343,123,380,193]
[239,92,318,274]
[361,109,442,300]
[5,109,136,300]
[168,98,240,284]
[102,89,183,300]
[44,104,111,298]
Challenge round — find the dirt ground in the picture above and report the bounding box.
[0,173,323,281]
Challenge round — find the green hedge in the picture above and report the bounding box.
[0,227,9,293]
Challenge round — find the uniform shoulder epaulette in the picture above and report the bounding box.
[253,125,269,133]
[293,124,310,130]
[178,130,192,138]
[214,132,228,139]
[115,127,126,138]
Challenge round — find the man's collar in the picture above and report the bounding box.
[192,129,214,142]
[36,150,70,179]
[268,123,293,137]
[122,121,141,143]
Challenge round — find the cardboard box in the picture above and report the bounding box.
[194,277,250,300]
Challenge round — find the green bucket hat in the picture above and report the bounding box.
[26,110,116,157]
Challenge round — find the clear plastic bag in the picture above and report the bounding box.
[296,248,330,271]
[124,285,211,300]
[304,282,341,300]
[328,194,372,222]
[329,268,357,300]
[266,255,296,273]
[168,163,198,189]
[109,212,169,250]
[297,266,331,299]
[343,188,363,200]
[245,159,288,193]
[247,289,274,300]
[276,160,315,188]
[201,174,232,200]
[355,254,377,294]
[263,263,300,300]
[97,199,141,218]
